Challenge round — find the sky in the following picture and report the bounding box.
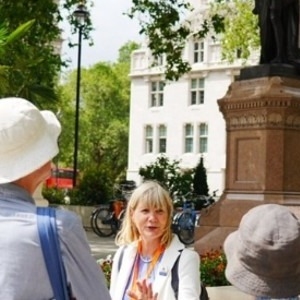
[60,1,143,71]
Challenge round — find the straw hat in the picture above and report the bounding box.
[0,97,61,183]
[224,204,300,298]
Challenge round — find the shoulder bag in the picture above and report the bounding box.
[37,207,74,300]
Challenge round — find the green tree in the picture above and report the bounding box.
[57,41,138,204]
[0,0,93,105]
[0,20,34,94]
[193,156,209,196]
[117,40,140,63]
[129,0,258,80]
[211,0,259,63]
[139,155,193,202]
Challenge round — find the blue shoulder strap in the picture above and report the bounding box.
[37,207,69,300]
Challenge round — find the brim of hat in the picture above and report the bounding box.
[224,231,300,298]
[0,110,61,183]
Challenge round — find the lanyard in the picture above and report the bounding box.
[129,241,165,299]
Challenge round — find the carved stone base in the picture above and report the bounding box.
[194,73,300,255]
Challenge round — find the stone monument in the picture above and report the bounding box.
[194,1,300,254]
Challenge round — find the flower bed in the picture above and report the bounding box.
[200,248,229,287]
[97,255,113,288]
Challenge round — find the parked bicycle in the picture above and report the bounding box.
[90,181,136,237]
[193,189,218,210]
[172,190,217,245]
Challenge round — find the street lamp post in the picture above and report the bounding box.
[72,3,88,187]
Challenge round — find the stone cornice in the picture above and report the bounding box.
[218,76,300,130]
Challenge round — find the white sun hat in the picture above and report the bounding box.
[224,204,300,299]
[0,97,61,183]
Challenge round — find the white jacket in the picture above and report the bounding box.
[110,235,200,300]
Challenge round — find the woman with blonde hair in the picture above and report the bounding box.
[110,181,201,300]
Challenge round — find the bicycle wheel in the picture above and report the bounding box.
[171,211,181,234]
[94,207,115,237]
[176,211,195,245]
[90,207,101,236]
[116,209,126,231]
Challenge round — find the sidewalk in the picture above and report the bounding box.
[206,286,252,300]
[86,229,118,260]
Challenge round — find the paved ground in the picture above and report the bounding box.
[85,229,118,260]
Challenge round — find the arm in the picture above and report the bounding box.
[56,210,111,300]
[178,249,201,300]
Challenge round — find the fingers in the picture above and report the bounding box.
[127,279,158,300]
[127,290,139,299]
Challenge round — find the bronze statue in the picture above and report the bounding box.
[253,0,300,64]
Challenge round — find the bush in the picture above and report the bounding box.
[97,255,113,288]
[139,154,193,201]
[97,247,229,288]
[72,168,113,206]
[193,156,209,196]
[42,187,67,205]
[200,248,230,287]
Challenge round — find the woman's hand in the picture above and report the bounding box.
[127,279,158,300]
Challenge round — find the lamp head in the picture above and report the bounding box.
[73,3,89,27]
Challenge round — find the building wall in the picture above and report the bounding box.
[126,3,258,196]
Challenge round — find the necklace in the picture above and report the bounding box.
[139,255,153,263]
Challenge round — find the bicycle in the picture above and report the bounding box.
[172,190,217,245]
[193,189,218,210]
[172,193,199,245]
[90,181,136,237]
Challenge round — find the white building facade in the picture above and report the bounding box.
[126,0,258,195]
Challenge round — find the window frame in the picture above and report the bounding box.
[193,40,205,63]
[150,80,165,107]
[190,78,205,105]
[158,124,167,153]
[145,125,153,153]
[199,123,208,154]
[184,123,194,153]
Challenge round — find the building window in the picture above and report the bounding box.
[193,40,204,63]
[150,81,165,107]
[153,55,164,66]
[145,125,153,153]
[158,125,167,153]
[190,78,205,105]
[199,123,208,153]
[184,124,194,153]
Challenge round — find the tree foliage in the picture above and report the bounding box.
[117,41,141,63]
[210,0,259,63]
[57,41,139,203]
[128,0,259,80]
[139,155,193,201]
[0,0,93,106]
[128,0,193,81]
[0,20,35,95]
[193,156,209,196]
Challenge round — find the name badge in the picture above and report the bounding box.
[159,267,168,276]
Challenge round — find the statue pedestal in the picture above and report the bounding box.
[33,183,49,207]
[195,73,300,254]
